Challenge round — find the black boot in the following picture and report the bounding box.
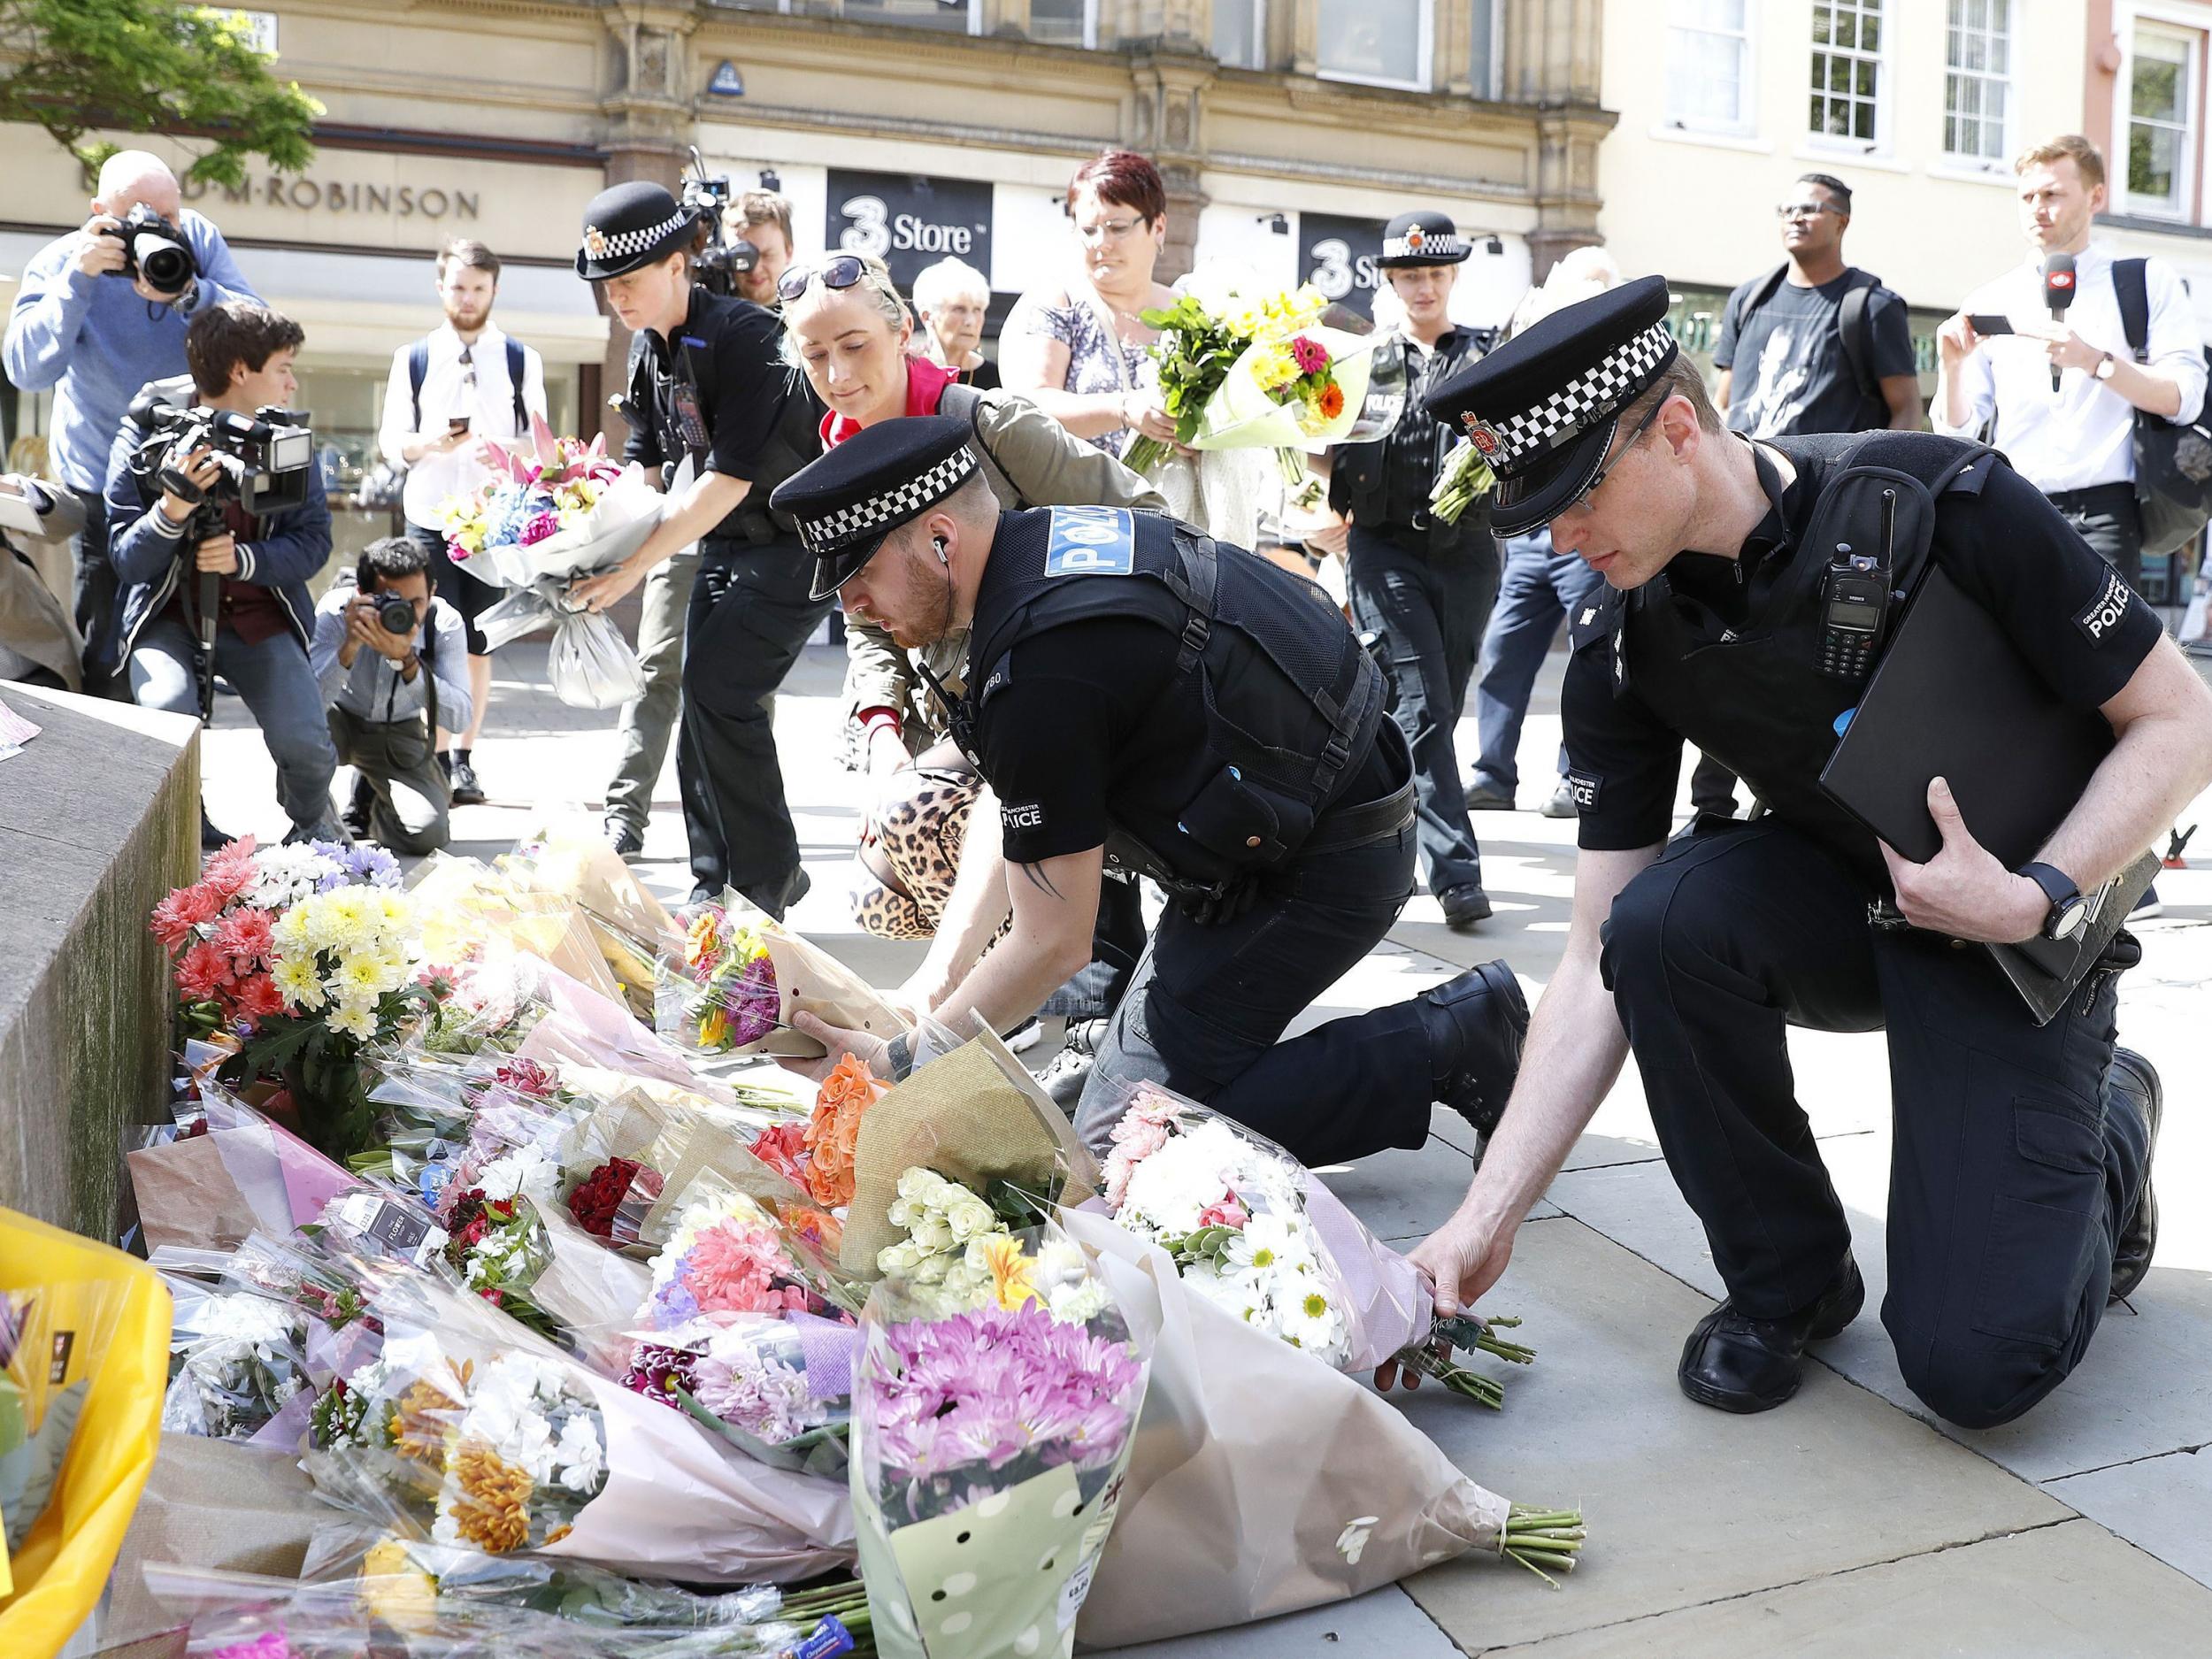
[2108,1048,2162,1304]
[1419,961,1529,1139]
[1678,1256,1864,1414]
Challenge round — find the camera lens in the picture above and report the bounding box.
[135,236,195,294]
[376,595,418,636]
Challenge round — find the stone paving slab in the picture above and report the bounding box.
[1095,1586,1461,1657]
[2047,1448,2212,1592]
[1394,1215,2072,1652]
[1482,1518,2212,1658]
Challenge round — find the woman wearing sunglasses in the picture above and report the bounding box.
[779,248,1166,1102]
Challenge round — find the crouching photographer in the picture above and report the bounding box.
[311,535,470,855]
[104,300,340,847]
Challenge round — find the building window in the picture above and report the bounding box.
[1215,0,1264,67]
[2126,23,2198,219]
[1027,0,1093,47]
[1317,0,1431,89]
[1663,0,1753,135]
[1470,0,1502,99]
[1943,0,2009,165]
[838,0,978,34]
[1809,0,1884,149]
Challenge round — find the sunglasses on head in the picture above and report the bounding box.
[776,255,868,303]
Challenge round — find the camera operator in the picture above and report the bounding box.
[728,189,796,311]
[104,301,340,847]
[310,535,471,855]
[3,150,257,687]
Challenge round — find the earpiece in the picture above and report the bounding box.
[933,536,949,566]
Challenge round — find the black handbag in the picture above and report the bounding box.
[2114,257,2212,557]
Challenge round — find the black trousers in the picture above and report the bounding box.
[680,538,831,913]
[71,485,119,686]
[2049,482,2143,593]
[1601,815,2151,1430]
[1347,525,1499,895]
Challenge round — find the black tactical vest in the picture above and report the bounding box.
[1330,329,1486,546]
[959,507,1399,888]
[1571,431,2000,882]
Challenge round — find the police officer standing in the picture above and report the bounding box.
[1403,277,2212,1431]
[568,183,827,915]
[764,418,1531,1168]
[1310,210,1498,929]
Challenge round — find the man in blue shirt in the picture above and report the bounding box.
[4,150,257,684]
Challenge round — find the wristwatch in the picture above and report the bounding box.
[2018,861,2090,941]
[2093,351,2118,382]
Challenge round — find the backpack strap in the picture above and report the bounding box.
[2115,258,2152,363]
[407,340,430,431]
[1727,264,1791,351]
[1834,268,1884,410]
[504,338,528,432]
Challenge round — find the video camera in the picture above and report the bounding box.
[681,147,758,298]
[103,205,198,298]
[145,403,316,532]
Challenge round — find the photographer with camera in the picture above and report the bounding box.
[310,535,472,855]
[727,189,795,311]
[4,150,257,687]
[104,300,340,847]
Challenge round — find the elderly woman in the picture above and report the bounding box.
[1000,150,1179,458]
[779,250,1164,1096]
[911,257,999,390]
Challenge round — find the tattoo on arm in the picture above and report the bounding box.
[1015,862,1064,901]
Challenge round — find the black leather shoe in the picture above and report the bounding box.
[1422,961,1528,1137]
[341,777,373,842]
[1678,1257,1864,1414]
[605,818,644,860]
[1437,883,1493,932]
[2108,1048,2162,1304]
[449,757,487,806]
[1464,782,1515,811]
[200,810,231,852]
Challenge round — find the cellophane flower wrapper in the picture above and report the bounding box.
[0,1275,133,1558]
[1188,325,1381,453]
[657,895,903,1063]
[500,817,682,1019]
[128,1084,370,1253]
[154,1264,317,1447]
[852,1225,1151,1659]
[303,1271,854,1584]
[1100,1078,1431,1372]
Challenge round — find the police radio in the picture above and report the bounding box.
[1816,486,1897,680]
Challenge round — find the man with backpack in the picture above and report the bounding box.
[377,238,548,808]
[1697,173,1921,819]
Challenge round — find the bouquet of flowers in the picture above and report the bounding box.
[636,1184,849,1333]
[1102,1082,1534,1406]
[655,897,902,1063]
[749,1054,883,1210]
[158,1279,315,1443]
[439,416,659,710]
[1430,431,1500,526]
[0,1277,131,1563]
[851,1226,1150,1659]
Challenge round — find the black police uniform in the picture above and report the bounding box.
[771,421,1532,1170]
[623,284,827,914]
[1330,211,1498,911]
[1429,277,2162,1431]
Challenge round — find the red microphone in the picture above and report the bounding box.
[2043,253,2078,394]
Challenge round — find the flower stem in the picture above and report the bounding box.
[1502,1503,1587,1589]
[1121,436,1167,477]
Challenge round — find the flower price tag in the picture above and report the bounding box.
[328,1191,449,1270]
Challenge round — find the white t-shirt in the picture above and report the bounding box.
[378,323,549,529]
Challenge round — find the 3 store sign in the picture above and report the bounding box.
[827,169,994,289]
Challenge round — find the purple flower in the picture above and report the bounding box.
[623,1340,700,1408]
[650,1279,702,1328]
[518,510,561,548]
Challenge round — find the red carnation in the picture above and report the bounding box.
[567,1156,645,1239]
[749,1123,808,1186]
[175,940,236,1000]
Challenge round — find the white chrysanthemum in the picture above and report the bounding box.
[1046,1276,1111,1325]
[552,1409,605,1493]
[1280,1273,1349,1361]
[478,1146,560,1209]
[271,953,325,1010]
[327,997,379,1041]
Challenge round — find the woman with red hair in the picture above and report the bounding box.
[1002,150,1180,459]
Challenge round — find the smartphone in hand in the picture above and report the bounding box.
[1965,314,2014,336]
[449,415,472,435]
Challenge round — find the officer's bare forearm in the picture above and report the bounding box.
[631,470,749,572]
[913,790,1013,1009]
[2041,638,2212,890]
[935,846,1102,1040]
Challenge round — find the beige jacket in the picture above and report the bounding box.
[0,480,84,691]
[841,385,1169,748]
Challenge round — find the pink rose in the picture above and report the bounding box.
[1197,1197,1248,1230]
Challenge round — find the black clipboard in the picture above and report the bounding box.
[1819,565,2156,1024]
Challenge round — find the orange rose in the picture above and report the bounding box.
[1318,381,1345,420]
[803,1052,882,1207]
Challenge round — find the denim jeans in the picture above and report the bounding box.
[128,614,339,835]
[1471,528,1606,796]
[1075,823,1444,1169]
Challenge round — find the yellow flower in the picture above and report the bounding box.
[336,950,394,1002]
[698,1004,730,1050]
[979,1233,1039,1312]
[271,953,325,1011]
[357,1536,438,1632]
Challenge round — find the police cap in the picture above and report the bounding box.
[1424,273,1679,537]
[1377,209,1471,269]
[771,415,980,602]
[576,181,701,281]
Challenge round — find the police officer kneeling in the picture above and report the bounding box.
[1406,276,2212,1429]
[768,418,1530,1169]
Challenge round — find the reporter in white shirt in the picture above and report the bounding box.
[1934,134,2207,591]
[376,238,549,805]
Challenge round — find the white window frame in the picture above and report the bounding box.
[834,0,982,35]
[2119,13,2202,221]
[1941,0,2014,170]
[1662,0,1757,140]
[1214,0,1268,69]
[1315,0,1434,92]
[1025,0,1097,49]
[1806,0,1891,157]
[1470,0,1502,100]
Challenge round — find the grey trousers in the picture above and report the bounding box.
[329,704,451,855]
[604,541,700,835]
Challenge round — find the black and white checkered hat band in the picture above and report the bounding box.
[1486,320,1676,473]
[583,207,693,263]
[800,448,979,556]
[1384,234,1465,261]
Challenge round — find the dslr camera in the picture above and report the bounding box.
[681,148,757,298]
[104,205,198,297]
[143,402,316,535]
[368,588,419,639]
